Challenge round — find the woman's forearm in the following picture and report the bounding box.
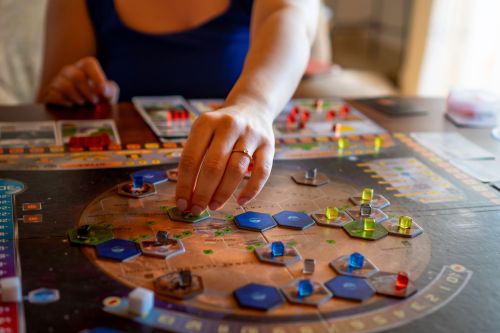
[226,1,319,119]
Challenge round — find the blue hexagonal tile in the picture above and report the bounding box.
[273,211,315,230]
[234,283,285,311]
[96,239,142,262]
[234,212,277,232]
[325,276,375,302]
[131,169,167,185]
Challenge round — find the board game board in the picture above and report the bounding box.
[2,133,500,333]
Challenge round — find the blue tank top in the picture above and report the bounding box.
[86,0,252,101]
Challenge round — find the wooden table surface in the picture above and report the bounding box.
[1,99,499,157]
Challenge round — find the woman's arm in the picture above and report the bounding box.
[176,0,319,215]
[38,0,117,105]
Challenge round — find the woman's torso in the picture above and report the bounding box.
[86,0,253,101]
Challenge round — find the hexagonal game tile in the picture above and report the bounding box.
[343,220,388,241]
[167,206,210,223]
[281,279,332,306]
[369,272,418,298]
[131,169,167,185]
[117,182,157,199]
[67,224,114,246]
[330,254,379,278]
[381,218,424,238]
[96,239,141,262]
[311,209,353,228]
[349,194,390,209]
[273,211,315,230]
[291,171,329,187]
[325,276,375,302]
[140,238,185,259]
[255,243,301,266]
[234,211,277,232]
[234,283,285,311]
[347,206,388,223]
[154,271,204,299]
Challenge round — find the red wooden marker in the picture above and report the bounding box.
[340,104,350,117]
[327,110,336,120]
[395,272,409,290]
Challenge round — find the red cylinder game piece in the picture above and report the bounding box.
[287,114,296,124]
[290,106,300,116]
[340,104,350,117]
[301,111,310,122]
[327,110,336,120]
[299,121,306,129]
[395,272,409,290]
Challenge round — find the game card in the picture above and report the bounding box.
[133,96,198,139]
[0,121,59,147]
[450,159,500,183]
[410,132,495,160]
[57,120,121,144]
[188,99,225,113]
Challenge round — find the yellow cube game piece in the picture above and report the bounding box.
[361,188,374,203]
[374,136,383,150]
[363,217,376,231]
[398,215,413,229]
[325,207,339,220]
[338,138,349,150]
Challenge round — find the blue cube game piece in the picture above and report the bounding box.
[132,175,144,190]
[348,252,364,269]
[297,279,313,298]
[271,241,285,257]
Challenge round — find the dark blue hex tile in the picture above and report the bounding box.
[325,276,375,302]
[234,283,285,311]
[234,212,277,232]
[131,169,167,185]
[273,211,316,230]
[96,239,141,262]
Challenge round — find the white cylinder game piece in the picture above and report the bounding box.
[0,276,22,302]
[128,287,154,317]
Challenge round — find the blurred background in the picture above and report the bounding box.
[1,0,499,104]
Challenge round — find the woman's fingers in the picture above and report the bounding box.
[188,116,243,215]
[237,143,274,206]
[50,75,85,105]
[76,57,107,92]
[175,116,215,212]
[207,139,257,210]
[61,65,98,104]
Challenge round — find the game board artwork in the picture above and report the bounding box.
[66,166,474,333]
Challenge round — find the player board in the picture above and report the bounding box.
[1,133,500,333]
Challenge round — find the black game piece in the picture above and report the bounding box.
[76,224,91,240]
[178,270,192,289]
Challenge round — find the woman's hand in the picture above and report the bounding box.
[175,105,275,215]
[42,57,119,107]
